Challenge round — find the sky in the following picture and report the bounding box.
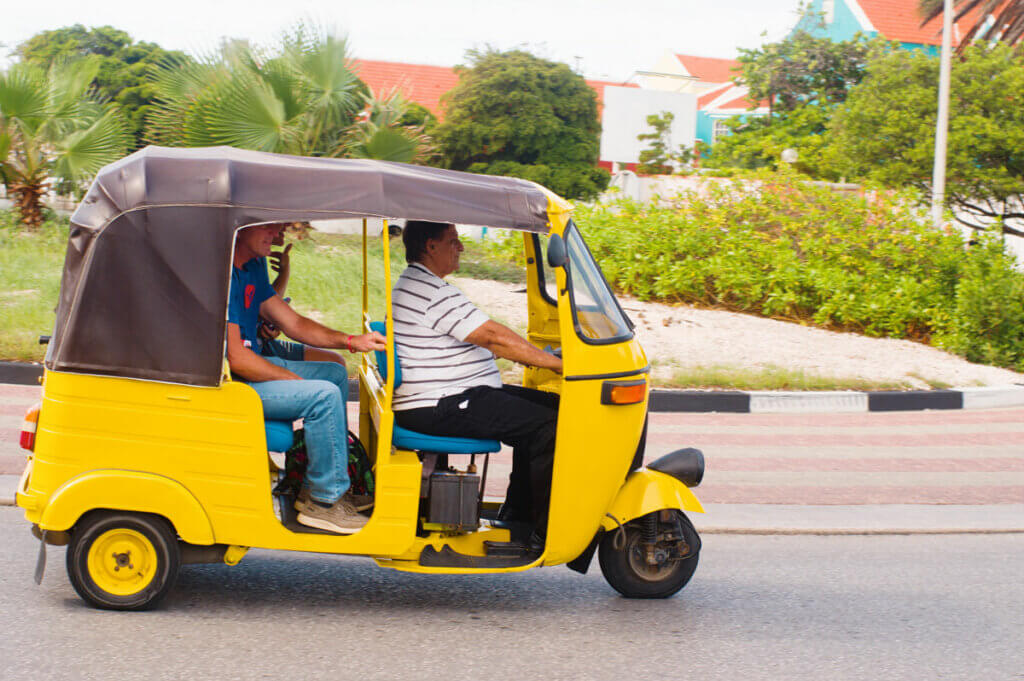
[0,0,801,80]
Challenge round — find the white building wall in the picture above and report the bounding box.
[599,86,697,165]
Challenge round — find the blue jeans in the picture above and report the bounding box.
[245,358,350,504]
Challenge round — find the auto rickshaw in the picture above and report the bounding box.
[15,146,705,610]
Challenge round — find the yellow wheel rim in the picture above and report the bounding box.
[86,528,158,596]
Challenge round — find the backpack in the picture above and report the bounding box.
[272,429,374,498]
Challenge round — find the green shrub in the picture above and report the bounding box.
[934,234,1024,371]
[508,171,1024,370]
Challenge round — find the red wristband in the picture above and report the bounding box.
[346,335,354,353]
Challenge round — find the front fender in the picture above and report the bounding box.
[601,469,704,531]
[39,470,215,545]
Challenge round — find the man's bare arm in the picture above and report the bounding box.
[464,320,563,374]
[226,323,302,381]
[260,295,386,352]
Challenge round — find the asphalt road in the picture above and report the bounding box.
[1,508,1020,681]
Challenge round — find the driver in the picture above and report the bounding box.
[390,221,562,547]
[228,223,386,534]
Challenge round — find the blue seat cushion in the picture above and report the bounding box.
[393,424,500,454]
[265,420,296,452]
[369,321,402,387]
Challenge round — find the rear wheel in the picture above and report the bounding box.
[66,511,180,610]
[598,509,699,599]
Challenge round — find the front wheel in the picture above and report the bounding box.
[598,509,700,599]
[66,511,180,610]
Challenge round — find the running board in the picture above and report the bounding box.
[419,545,539,568]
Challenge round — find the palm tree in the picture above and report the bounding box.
[146,25,432,163]
[920,0,1024,51]
[342,89,435,163]
[0,59,131,228]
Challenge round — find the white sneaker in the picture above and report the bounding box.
[296,497,368,534]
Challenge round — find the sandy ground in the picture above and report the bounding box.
[451,276,1024,390]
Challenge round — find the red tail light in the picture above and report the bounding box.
[20,403,40,451]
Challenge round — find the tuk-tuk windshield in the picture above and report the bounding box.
[564,222,633,344]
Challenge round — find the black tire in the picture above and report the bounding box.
[598,510,699,599]
[66,511,180,611]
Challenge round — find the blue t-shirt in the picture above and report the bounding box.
[228,257,276,351]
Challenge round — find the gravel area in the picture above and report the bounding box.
[451,276,1024,390]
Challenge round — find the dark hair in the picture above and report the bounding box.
[402,220,453,264]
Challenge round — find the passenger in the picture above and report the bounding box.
[228,223,386,533]
[257,223,345,365]
[390,220,563,547]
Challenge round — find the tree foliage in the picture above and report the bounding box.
[0,59,131,228]
[635,111,694,175]
[706,31,876,176]
[434,49,609,200]
[830,44,1024,235]
[705,105,839,178]
[16,25,188,148]
[737,30,874,114]
[146,25,431,163]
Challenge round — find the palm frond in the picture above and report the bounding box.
[52,108,132,181]
[0,64,51,131]
[145,57,224,146]
[345,125,422,162]
[919,0,1024,51]
[200,72,297,152]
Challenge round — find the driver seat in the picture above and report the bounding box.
[369,321,501,458]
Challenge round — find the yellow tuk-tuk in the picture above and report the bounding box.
[15,146,704,609]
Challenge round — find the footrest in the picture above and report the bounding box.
[483,540,531,558]
[419,545,538,568]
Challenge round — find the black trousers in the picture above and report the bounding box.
[395,384,559,529]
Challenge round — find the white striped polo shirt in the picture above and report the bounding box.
[391,263,502,410]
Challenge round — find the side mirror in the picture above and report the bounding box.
[547,233,567,268]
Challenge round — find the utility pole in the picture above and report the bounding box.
[931,0,954,228]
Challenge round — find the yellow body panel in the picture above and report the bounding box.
[601,470,705,533]
[21,370,423,556]
[39,470,215,544]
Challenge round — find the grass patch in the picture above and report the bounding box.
[904,372,953,390]
[457,235,527,283]
[663,363,914,391]
[0,213,68,361]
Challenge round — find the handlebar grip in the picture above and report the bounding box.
[39,335,51,345]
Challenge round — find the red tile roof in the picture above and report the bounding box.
[857,0,989,46]
[674,55,741,84]
[351,59,460,117]
[697,82,734,108]
[351,59,635,120]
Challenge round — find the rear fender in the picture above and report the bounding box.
[39,470,215,544]
[600,469,704,531]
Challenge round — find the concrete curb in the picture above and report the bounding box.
[646,385,1024,413]
[4,361,1024,413]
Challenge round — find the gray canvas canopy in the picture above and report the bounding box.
[48,146,556,386]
